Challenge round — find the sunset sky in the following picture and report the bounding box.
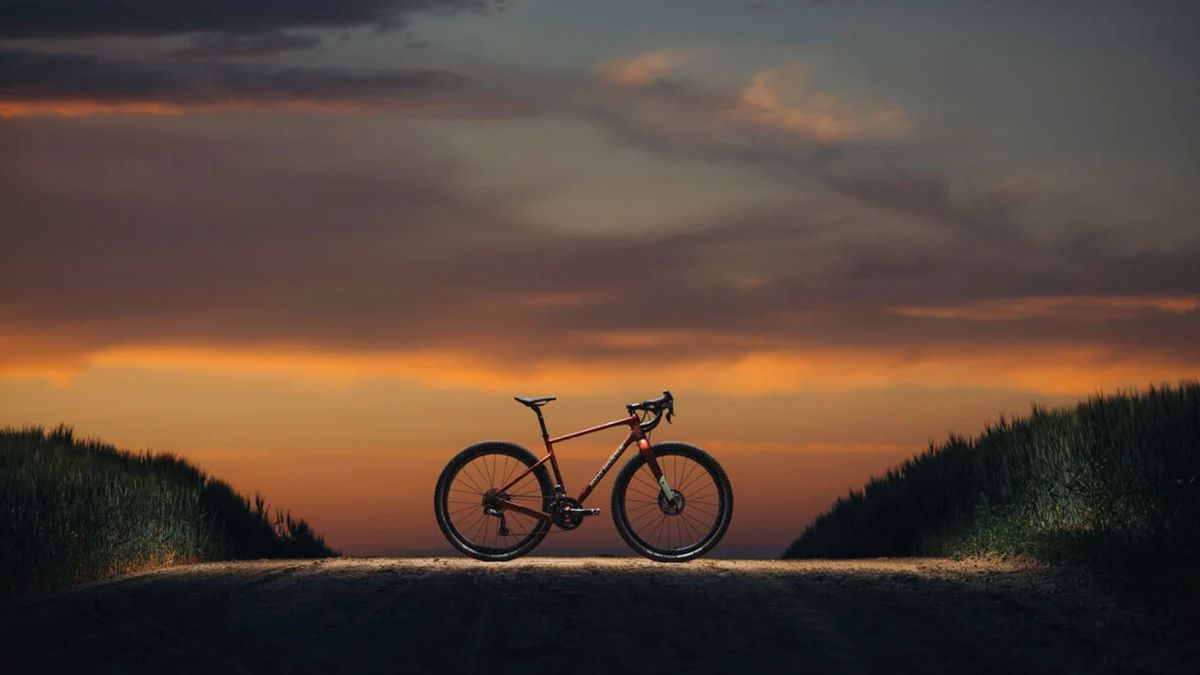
[2,1,1198,556]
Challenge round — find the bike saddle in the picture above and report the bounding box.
[514,395,556,408]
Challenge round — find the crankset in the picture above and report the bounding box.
[551,496,600,530]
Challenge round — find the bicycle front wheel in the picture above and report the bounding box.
[611,442,733,562]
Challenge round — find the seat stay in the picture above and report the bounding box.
[497,451,556,495]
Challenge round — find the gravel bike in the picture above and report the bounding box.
[434,391,733,562]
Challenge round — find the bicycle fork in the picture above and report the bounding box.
[636,436,675,501]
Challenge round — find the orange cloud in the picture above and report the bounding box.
[0,330,93,384]
[888,295,1200,322]
[736,66,911,142]
[596,50,690,88]
[520,291,614,308]
[0,97,485,119]
[0,100,185,118]
[715,349,1196,396]
[4,340,1195,398]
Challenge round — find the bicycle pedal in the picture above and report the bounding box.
[565,507,601,516]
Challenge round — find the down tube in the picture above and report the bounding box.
[576,432,636,503]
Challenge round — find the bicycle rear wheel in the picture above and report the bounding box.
[434,441,553,561]
[611,442,733,562]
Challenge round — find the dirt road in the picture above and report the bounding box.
[2,557,1195,674]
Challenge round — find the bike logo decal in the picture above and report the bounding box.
[588,442,628,488]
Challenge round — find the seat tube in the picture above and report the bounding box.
[634,425,674,500]
[537,408,564,486]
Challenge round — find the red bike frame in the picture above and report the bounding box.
[492,412,668,522]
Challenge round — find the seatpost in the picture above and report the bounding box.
[533,407,550,441]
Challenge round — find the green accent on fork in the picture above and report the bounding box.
[658,475,675,501]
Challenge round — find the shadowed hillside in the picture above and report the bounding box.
[1,426,334,597]
[785,382,1200,621]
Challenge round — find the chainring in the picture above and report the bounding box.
[551,496,585,530]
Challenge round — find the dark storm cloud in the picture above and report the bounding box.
[0,0,498,38]
[0,48,481,108]
[823,168,1020,243]
[1,116,1198,369]
[170,31,323,59]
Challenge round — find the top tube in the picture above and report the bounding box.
[548,415,639,445]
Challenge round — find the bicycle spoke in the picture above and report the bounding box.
[472,458,492,489]
[466,511,487,540]
[457,470,487,496]
[449,507,481,522]
[677,460,700,493]
[634,471,658,490]
[676,512,696,542]
[501,456,519,487]
[466,461,491,493]
[474,458,494,487]
[629,507,662,530]
[676,468,711,495]
[682,511,711,537]
[647,513,668,546]
[628,509,659,524]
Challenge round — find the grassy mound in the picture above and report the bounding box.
[784,383,1199,613]
[1,426,335,597]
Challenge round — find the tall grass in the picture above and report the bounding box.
[1,426,334,597]
[784,382,1200,615]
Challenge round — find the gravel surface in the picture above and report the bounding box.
[2,557,1195,674]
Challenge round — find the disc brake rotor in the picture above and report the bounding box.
[658,490,685,515]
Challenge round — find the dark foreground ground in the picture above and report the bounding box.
[2,557,1196,674]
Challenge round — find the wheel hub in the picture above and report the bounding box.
[658,490,685,515]
[482,488,509,516]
